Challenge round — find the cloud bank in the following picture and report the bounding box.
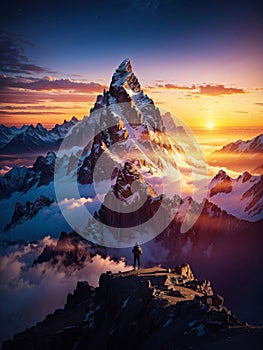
[153,83,246,96]
[0,237,130,346]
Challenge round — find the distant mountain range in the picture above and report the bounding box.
[4,195,54,232]
[0,117,79,155]
[209,134,263,173]
[215,134,263,154]
[0,151,56,199]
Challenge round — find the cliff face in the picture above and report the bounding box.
[2,265,262,350]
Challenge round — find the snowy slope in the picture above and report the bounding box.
[215,134,263,154]
[78,58,207,202]
[0,117,79,154]
[208,170,263,221]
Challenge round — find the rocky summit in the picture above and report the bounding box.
[2,265,262,350]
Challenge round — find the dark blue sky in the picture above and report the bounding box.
[1,0,262,81]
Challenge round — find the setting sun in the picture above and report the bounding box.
[207,122,214,130]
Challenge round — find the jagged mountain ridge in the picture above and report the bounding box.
[208,169,263,221]
[0,117,79,154]
[0,151,56,199]
[208,134,263,173]
[4,195,54,231]
[0,124,28,148]
[93,161,162,229]
[2,266,262,350]
[215,134,263,154]
[78,58,191,186]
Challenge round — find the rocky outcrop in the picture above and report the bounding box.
[4,195,54,231]
[65,281,95,310]
[2,266,262,350]
[33,151,56,186]
[174,263,195,281]
[153,198,263,324]
[93,161,162,229]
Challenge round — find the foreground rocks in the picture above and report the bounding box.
[2,265,262,350]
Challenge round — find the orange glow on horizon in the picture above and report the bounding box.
[1,80,262,132]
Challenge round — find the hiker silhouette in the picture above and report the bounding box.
[132,242,142,270]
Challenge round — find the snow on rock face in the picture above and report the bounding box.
[109,58,154,108]
[78,59,183,187]
[113,161,157,200]
[208,170,263,221]
[0,117,79,155]
[0,124,27,148]
[0,152,56,199]
[216,134,263,154]
[110,58,140,92]
[93,161,162,230]
[33,151,56,186]
[209,170,232,197]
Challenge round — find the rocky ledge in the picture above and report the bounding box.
[2,265,262,350]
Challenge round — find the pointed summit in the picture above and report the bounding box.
[116,58,132,73]
[90,58,154,112]
[110,58,141,94]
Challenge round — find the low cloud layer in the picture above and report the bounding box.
[0,237,130,346]
[199,84,245,96]
[0,75,107,94]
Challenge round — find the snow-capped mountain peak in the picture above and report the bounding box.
[26,124,35,133]
[36,123,45,131]
[208,169,263,221]
[214,169,228,180]
[110,58,140,92]
[109,58,153,108]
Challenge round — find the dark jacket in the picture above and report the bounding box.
[132,245,142,256]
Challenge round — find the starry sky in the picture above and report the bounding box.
[0,0,263,129]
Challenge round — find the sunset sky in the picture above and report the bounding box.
[1,0,262,132]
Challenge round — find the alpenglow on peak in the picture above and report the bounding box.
[110,58,141,93]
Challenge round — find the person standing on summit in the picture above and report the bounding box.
[132,242,142,270]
